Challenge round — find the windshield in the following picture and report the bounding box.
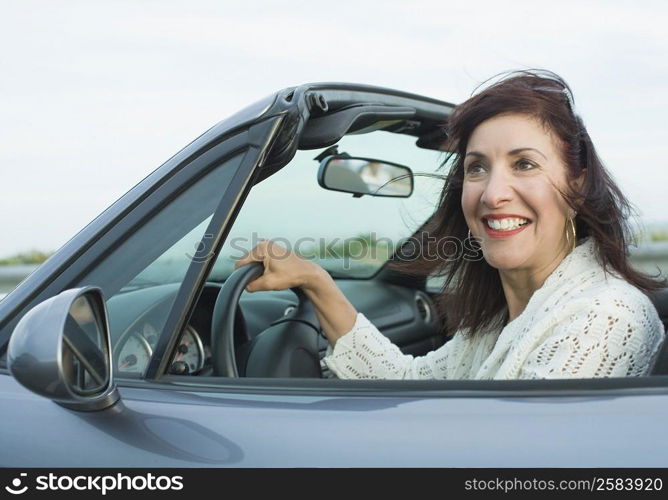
[210,130,446,280]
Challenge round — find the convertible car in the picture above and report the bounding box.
[2,83,668,467]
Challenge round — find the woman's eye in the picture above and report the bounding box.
[465,163,484,174]
[516,159,536,171]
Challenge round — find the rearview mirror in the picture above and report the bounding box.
[8,287,120,411]
[318,155,413,197]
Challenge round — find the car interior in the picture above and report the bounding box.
[108,254,668,381]
[107,119,450,380]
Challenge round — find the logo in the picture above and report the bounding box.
[4,472,184,495]
[5,473,28,495]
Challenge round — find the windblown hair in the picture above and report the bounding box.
[387,69,666,338]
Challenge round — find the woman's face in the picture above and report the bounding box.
[461,113,578,275]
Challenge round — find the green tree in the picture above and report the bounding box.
[0,250,54,266]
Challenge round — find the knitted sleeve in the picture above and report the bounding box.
[321,312,492,379]
[518,291,665,379]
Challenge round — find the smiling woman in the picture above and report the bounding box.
[241,69,667,380]
[461,113,586,324]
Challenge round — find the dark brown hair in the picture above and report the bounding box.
[388,69,666,338]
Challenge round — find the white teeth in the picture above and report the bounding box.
[486,217,529,231]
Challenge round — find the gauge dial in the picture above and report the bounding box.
[116,332,152,373]
[171,326,205,374]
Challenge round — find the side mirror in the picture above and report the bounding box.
[8,287,120,411]
[318,155,413,198]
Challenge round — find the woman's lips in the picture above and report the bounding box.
[482,221,531,239]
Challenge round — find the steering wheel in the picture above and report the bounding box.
[211,262,323,378]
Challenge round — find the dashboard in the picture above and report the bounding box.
[106,279,443,378]
[107,283,300,377]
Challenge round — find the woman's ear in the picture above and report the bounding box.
[571,168,587,194]
[570,168,587,213]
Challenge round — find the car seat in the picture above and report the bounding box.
[648,287,668,375]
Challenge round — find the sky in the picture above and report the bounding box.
[1,0,668,257]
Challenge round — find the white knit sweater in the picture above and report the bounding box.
[323,237,666,379]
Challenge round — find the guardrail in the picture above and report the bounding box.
[0,265,39,299]
[626,242,668,277]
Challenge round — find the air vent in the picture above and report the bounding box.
[415,292,432,323]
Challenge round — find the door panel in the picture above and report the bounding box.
[3,373,666,467]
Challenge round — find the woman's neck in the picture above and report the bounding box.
[499,245,571,323]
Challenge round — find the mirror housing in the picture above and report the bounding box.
[318,155,413,198]
[8,286,120,411]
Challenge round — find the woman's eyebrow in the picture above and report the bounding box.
[465,147,547,160]
[509,147,547,160]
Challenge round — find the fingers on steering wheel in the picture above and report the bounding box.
[235,238,269,269]
[246,274,271,293]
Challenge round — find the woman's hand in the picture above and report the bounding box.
[234,238,358,344]
[234,239,324,293]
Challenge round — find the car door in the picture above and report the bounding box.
[4,362,668,466]
[2,84,667,467]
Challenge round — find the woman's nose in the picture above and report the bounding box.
[480,166,514,208]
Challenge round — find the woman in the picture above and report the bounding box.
[234,70,666,379]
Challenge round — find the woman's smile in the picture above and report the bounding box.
[480,213,533,239]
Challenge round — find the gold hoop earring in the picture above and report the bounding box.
[565,215,577,252]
